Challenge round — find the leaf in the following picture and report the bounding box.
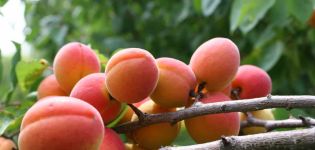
[0,117,12,135]
[0,0,7,6]
[4,43,21,103]
[16,59,49,92]
[0,50,3,83]
[94,50,109,72]
[267,0,290,27]
[243,41,284,71]
[172,121,196,146]
[230,0,275,33]
[193,0,202,13]
[201,0,221,17]
[272,108,290,120]
[287,0,313,23]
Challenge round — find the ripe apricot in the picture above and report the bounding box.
[70,73,122,124]
[99,128,125,150]
[130,100,180,149]
[190,38,240,92]
[37,74,67,99]
[0,137,16,150]
[232,65,272,99]
[53,42,100,94]
[240,109,275,134]
[185,92,240,143]
[105,48,158,103]
[150,57,197,108]
[18,96,104,150]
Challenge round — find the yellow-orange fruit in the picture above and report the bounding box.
[150,57,197,108]
[99,128,125,150]
[105,48,158,103]
[37,74,67,99]
[189,38,240,92]
[130,101,180,149]
[18,96,104,150]
[240,109,274,134]
[53,42,100,94]
[185,92,240,143]
[125,143,145,150]
[0,137,16,150]
[70,73,122,124]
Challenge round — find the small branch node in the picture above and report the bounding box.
[128,104,145,121]
[189,90,196,97]
[221,136,230,146]
[220,104,227,111]
[197,82,206,93]
[231,88,241,100]
[267,94,272,99]
[299,116,311,127]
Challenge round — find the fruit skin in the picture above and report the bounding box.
[240,109,275,134]
[130,100,180,149]
[150,57,197,108]
[53,42,100,94]
[70,73,122,124]
[189,37,240,92]
[0,137,16,150]
[185,92,240,143]
[37,74,67,99]
[309,10,315,28]
[18,96,104,150]
[99,128,125,150]
[125,143,145,150]
[105,48,159,103]
[231,65,272,99]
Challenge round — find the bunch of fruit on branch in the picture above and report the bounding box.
[17,37,273,150]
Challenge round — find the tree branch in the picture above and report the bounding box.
[161,127,315,150]
[241,113,315,131]
[113,95,315,133]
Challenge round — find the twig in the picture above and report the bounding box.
[113,95,315,133]
[161,127,315,150]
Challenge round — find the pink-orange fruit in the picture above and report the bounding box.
[0,137,16,150]
[99,128,125,150]
[189,38,240,92]
[185,92,240,143]
[150,57,197,108]
[70,73,122,124]
[37,74,67,99]
[18,96,104,150]
[105,48,159,103]
[130,100,180,149]
[53,42,100,94]
[231,65,272,99]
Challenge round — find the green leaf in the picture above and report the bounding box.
[16,59,49,92]
[0,50,3,83]
[272,108,290,120]
[230,0,275,33]
[94,50,109,72]
[287,0,313,23]
[243,41,284,71]
[172,122,195,146]
[267,0,290,27]
[0,117,12,135]
[0,0,7,6]
[4,43,21,103]
[193,0,202,13]
[201,0,221,17]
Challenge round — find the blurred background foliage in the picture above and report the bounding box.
[1,0,315,145]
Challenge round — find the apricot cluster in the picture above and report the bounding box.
[19,37,273,150]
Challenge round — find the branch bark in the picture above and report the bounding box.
[161,127,315,150]
[113,95,315,133]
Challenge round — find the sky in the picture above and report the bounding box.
[0,0,30,57]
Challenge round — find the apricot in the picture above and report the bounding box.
[150,57,197,108]
[130,100,180,149]
[125,143,145,150]
[70,73,122,124]
[99,128,125,150]
[185,92,240,143]
[189,37,240,92]
[18,96,104,150]
[240,109,275,134]
[231,65,272,99]
[105,48,158,103]
[53,42,100,94]
[0,137,16,150]
[37,74,67,99]
[309,10,315,28]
